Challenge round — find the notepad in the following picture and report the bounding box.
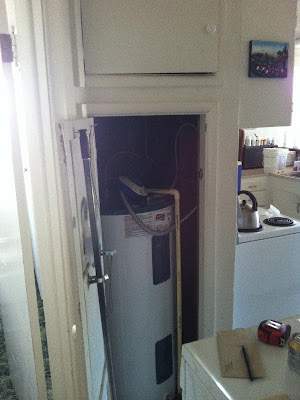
[217,328,265,379]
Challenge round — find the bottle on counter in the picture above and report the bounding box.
[245,136,251,146]
[255,137,260,146]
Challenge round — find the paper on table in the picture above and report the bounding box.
[217,328,265,378]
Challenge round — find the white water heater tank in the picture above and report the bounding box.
[101,196,176,400]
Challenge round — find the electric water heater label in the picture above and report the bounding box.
[124,207,173,238]
[155,209,173,231]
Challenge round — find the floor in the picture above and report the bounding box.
[0,284,52,400]
[0,308,18,399]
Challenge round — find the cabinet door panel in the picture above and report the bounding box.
[272,190,300,220]
[240,176,270,208]
[234,235,300,329]
[81,0,220,74]
[241,176,268,192]
[184,364,216,400]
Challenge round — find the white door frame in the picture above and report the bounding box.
[0,45,47,399]
[4,1,90,398]
[6,0,238,395]
[84,101,220,339]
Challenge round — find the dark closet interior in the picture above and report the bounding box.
[94,115,199,343]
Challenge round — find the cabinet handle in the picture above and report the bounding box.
[248,185,258,189]
[297,202,300,214]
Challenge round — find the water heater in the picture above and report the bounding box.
[101,196,176,400]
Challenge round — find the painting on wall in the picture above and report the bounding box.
[248,40,289,78]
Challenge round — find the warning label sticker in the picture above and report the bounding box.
[124,206,173,238]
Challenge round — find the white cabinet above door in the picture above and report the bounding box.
[80,0,220,75]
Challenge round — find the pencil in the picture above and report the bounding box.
[242,345,254,382]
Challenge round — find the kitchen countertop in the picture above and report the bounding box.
[181,315,300,400]
[242,168,267,177]
[242,167,300,180]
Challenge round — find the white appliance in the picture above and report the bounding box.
[180,315,300,400]
[234,209,300,329]
[101,197,176,400]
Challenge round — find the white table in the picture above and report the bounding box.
[181,315,300,400]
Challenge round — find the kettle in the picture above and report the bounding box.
[237,190,261,231]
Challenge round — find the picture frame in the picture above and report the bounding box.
[248,40,289,78]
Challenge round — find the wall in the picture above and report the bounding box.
[0,77,39,400]
[3,0,89,398]
[239,0,296,128]
[77,1,297,335]
[78,0,242,337]
[244,43,300,150]
[0,2,49,398]
[6,9,297,395]
[33,0,297,340]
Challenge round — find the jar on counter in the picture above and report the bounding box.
[293,160,300,172]
[288,333,300,374]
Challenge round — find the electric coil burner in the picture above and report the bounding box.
[263,217,295,227]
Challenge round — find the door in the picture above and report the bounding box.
[56,119,115,400]
[0,34,47,399]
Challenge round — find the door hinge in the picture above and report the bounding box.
[0,33,13,63]
[100,249,116,257]
[10,29,18,67]
[197,169,204,179]
[89,274,109,286]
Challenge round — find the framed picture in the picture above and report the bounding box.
[248,40,289,78]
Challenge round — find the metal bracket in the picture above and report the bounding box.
[89,274,109,286]
[100,249,116,257]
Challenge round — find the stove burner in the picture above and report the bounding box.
[263,217,295,227]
